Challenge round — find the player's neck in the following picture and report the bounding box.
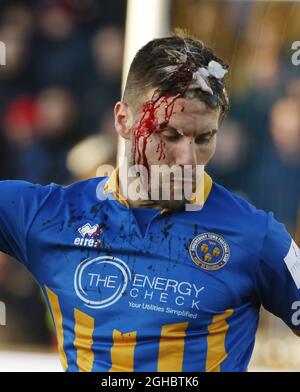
[119,175,162,210]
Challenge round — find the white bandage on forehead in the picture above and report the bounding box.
[189,60,228,95]
[207,60,228,79]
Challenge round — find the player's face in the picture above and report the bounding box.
[115,90,220,209]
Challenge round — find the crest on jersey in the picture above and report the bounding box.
[189,233,230,270]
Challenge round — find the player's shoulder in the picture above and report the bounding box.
[0,176,108,206]
[210,180,269,232]
[0,179,59,203]
[211,180,293,261]
[58,176,108,202]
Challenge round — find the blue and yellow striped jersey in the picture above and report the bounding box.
[0,171,299,371]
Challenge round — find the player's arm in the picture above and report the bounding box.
[0,180,56,266]
[254,212,300,336]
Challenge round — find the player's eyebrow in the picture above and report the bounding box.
[158,125,218,137]
[156,125,178,133]
[197,128,218,137]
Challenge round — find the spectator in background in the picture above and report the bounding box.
[1,95,43,181]
[0,4,35,180]
[229,14,283,171]
[1,87,81,184]
[0,23,34,110]
[0,2,34,36]
[81,25,124,134]
[35,86,82,184]
[246,97,300,232]
[33,0,91,90]
[67,108,118,181]
[208,119,249,195]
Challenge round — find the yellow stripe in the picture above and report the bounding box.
[161,172,212,214]
[109,329,137,371]
[45,286,68,370]
[103,167,129,207]
[205,309,233,372]
[203,172,213,204]
[157,321,189,371]
[104,167,213,212]
[74,309,95,372]
[190,171,212,206]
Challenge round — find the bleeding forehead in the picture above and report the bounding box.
[137,92,220,133]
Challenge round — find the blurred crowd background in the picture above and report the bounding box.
[0,0,299,370]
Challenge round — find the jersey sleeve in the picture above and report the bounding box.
[0,180,57,267]
[254,211,300,331]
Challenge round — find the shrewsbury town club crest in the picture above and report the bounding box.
[189,233,230,270]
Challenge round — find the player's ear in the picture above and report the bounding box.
[114,101,133,140]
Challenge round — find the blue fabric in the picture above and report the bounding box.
[0,176,299,371]
[131,207,158,237]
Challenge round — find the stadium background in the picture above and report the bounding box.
[0,0,299,371]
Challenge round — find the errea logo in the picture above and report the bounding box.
[74,223,102,248]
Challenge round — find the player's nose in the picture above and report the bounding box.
[175,139,197,166]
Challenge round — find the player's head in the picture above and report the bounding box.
[114,31,229,209]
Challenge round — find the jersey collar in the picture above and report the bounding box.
[103,167,213,213]
[103,167,130,208]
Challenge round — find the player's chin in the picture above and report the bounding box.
[156,191,191,211]
[155,198,185,210]
[149,182,194,210]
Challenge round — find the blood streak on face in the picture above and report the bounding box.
[156,139,166,161]
[132,53,203,179]
[133,93,180,172]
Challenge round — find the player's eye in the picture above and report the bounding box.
[195,130,217,145]
[160,130,181,142]
[195,135,211,144]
